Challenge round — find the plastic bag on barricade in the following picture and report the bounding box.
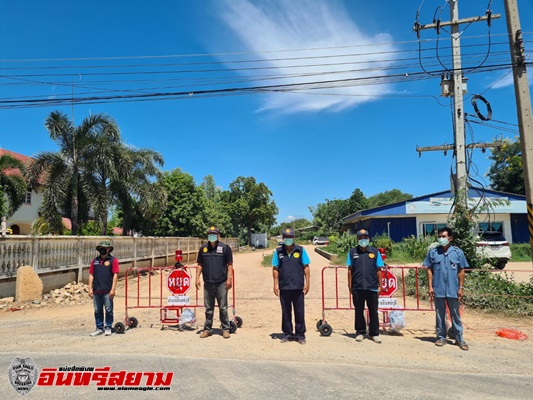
[388,310,405,333]
[179,308,196,328]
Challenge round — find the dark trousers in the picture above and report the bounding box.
[203,282,230,332]
[279,289,306,340]
[352,289,379,337]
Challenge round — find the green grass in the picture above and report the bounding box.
[261,253,273,267]
[510,243,532,261]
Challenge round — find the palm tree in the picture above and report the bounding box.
[0,152,27,217]
[27,111,120,235]
[105,146,165,235]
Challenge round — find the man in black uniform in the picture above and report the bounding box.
[196,227,234,339]
[347,229,384,343]
[272,228,310,344]
[88,240,119,337]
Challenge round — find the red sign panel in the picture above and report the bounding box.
[167,269,191,295]
[380,269,397,297]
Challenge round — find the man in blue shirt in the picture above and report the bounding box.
[423,227,469,350]
[272,228,310,344]
[347,229,384,343]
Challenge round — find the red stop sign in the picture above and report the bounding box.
[380,269,397,297]
[167,269,191,295]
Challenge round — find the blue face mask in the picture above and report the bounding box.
[358,239,369,247]
[283,238,294,246]
[208,234,218,242]
[437,237,449,247]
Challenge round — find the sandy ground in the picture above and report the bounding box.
[1,245,533,375]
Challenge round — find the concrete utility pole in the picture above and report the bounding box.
[504,0,533,249]
[415,1,500,207]
[449,0,468,206]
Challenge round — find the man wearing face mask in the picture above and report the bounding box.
[88,240,119,337]
[347,229,384,343]
[196,227,234,339]
[424,227,469,351]
[272,228,310,344]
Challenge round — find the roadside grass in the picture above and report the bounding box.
[262,253,273,267]
[510,243,532,261]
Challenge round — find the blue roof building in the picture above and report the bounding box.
[342,189,528,243]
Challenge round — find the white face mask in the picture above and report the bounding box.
[208,234,218,242]
[437,237,449,247]
[358,239,369,247]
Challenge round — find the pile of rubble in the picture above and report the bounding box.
[0,281,91,311]
[46,281,91,306]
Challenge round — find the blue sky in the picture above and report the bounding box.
[1,0,532,224]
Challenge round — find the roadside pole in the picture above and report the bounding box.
[504,0,533,257]
[415,1,501,207]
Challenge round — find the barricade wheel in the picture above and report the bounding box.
[114,322,126,334]
[229,321,238,334]
[319,323,332,337]
[129,317,139,329]
[235,316,243,328]
[316,320,323,330]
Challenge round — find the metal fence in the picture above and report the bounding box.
[0,236,239,280]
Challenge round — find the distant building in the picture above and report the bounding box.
[342,189,528,244]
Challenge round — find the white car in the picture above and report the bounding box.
[475,231,512,270]
[312,236,329,246]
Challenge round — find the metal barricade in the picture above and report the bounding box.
[316,265,434,336]
[115,265,242,334]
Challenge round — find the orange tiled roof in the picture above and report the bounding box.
[0,148,33,177]
[0,148,41,183]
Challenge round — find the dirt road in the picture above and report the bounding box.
[1,245,532,398]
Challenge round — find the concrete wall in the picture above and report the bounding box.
[0,255,178,299]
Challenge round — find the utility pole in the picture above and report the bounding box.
[415,1,501,207]
[449,0,467,206]
[504,0,533,250]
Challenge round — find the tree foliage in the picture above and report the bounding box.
[271,218,313,236]
[367,189,413,208]
[26,111,165,236]
[0,153,27,217]
[27,111,120,235]
[487,138,524,195]
[449,202,483,269]
[223,176,278,244]
[200,175,233,237]
[109,146,165,235]
[312,188,369,234]
[156,169,207,237]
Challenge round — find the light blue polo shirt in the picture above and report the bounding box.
[423,245,468,298]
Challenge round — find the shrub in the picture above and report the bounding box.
[510,243,532,261]
[463,272,533,316]
[392,235,436,263]
[330,232,359,254]
[261,253,273,267]
[371,233,393,255]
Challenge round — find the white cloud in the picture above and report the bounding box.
[488,69,533,90]
[286,215,295,221]
[490,72,515,89]
[215,0,397,114]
